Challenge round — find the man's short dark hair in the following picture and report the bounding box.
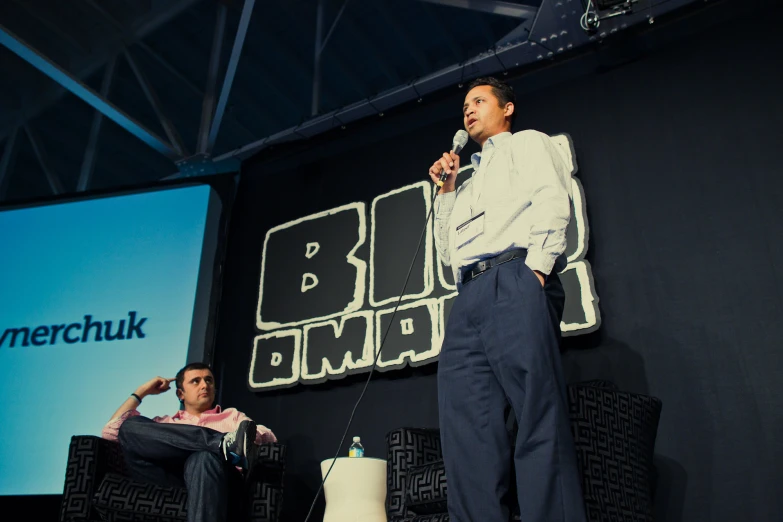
[175,362,213,392]
[467,76,516,126]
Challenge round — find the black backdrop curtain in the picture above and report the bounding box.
[214,2,783,520]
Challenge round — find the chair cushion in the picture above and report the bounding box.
[405,460,448,515]
[568,385,662,522]
[92,473,187,522]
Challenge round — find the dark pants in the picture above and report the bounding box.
[438,257,586,522]
[118,416,244,522]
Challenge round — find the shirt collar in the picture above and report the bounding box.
[470,131,512,170]
[172,404,222,420]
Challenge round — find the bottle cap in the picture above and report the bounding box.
[353,436,360,442]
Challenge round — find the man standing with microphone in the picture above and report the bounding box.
[428,76,586,522]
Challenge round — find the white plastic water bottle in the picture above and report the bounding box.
[348,436,364,457]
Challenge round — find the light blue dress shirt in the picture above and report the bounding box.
[434,129,572,288]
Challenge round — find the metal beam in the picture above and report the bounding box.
[210,0,708,165]
[137,43,257,142]
[129,1,204,38]
[81,2,203,95]
[497,19,536,46]
[0,129,19,200]
[140,44,207,98]
[275,1,361,107]
[80,1,256,143]
[78,58,117,192]
[206,0,256,154]
[23,124,65,195]
[313,0,368,102]
[0,24,179,159]
[198,3,227,154]
[124,48,189,157]
[320,0,351,53]
[213,0,578,162]
[83,1,256,146]
[416,0,537,18]
[0,0,205,143]
[312,0,326,116]
[235,31,324,121]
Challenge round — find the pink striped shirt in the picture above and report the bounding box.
[101,405,277,445]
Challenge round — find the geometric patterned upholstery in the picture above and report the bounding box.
[253,443,287,485]
[568,384,662,522]
[385,382,663,522]
[92,473,187,522]
[247,444,287,522]
[385,428,444,522]
[59,435,286,522]
[247,482,283,522]
[405,460,447,515]
[60,435,129,522]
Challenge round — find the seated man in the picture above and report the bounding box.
[102,362,276,522]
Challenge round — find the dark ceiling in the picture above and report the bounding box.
[0,0,719,203]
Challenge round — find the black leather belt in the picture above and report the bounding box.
[461,248,528,285]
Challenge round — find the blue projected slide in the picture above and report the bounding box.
[0,184,221,496]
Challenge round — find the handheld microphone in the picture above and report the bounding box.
[438,130,469,187]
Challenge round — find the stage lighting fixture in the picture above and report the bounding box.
[580,0,645,33]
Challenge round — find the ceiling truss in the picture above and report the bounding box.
[0,0,707,199]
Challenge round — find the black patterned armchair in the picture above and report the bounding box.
[59,435,286,522]
[386,381,663,522]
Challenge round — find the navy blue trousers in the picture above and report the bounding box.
[438,257,586,522]
[118,416,244,522]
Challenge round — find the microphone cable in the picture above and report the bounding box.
[302,178,451,522]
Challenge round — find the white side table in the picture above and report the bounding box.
[320,456,388,522]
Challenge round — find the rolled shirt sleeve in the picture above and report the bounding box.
[434,190,457,267]
[513,131,572,275]
[101,409,141,441]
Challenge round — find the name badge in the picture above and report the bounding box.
[456,211,485,249]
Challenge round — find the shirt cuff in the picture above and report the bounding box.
[525,250,556,275]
